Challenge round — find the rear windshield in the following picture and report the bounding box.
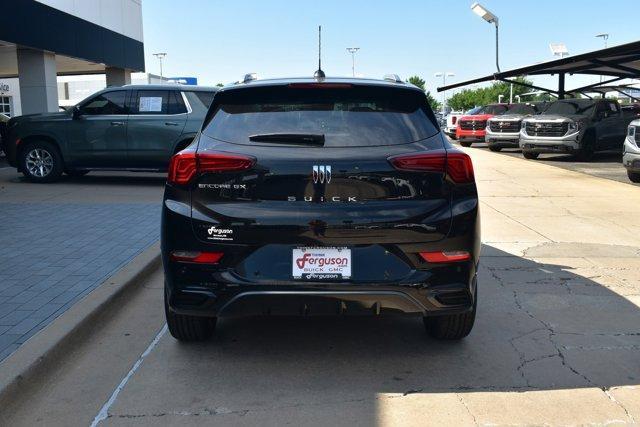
[202,85,439,147]
[478,104,508,115]
[544,99,595,116]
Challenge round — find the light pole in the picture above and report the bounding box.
[471,2,500,72]
[153,52,167,81]
[346,47,360,77]
[595,34,609,83]
[596,33,609,49]
[434,72,455,115]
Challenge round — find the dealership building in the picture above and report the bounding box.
[0,0,145,117]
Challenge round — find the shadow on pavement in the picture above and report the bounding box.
[9,172,167,187]
[114,244,639,421]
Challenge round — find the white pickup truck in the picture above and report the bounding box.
[443,109,473,139]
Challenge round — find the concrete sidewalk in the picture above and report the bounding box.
[2,148,640,426]
[0,170,164,361]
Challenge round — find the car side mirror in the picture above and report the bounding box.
[72,106,81,119]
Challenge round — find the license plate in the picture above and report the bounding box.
[292,247,351,280]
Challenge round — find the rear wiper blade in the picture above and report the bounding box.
[249,133,325,146]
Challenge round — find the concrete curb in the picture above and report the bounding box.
[0,241,161,409]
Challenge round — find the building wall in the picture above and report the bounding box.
[34,0,143,42]
[0,78,22,117]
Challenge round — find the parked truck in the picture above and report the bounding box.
[520,98,634,160]
[485,102,546,152]
[455,104,509,147]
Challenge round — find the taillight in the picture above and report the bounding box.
[388,150,474,183]
[168,150,198,185]
[170,251,224,264]
[445,151,475,183]
[388,150,446,173]
[419,251,470,263]
[167,151,255,185]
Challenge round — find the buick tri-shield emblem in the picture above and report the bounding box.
[313,165,331,184]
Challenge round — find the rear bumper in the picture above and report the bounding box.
[165,278,477,318]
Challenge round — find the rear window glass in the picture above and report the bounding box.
[203,86,439,147]
[185,91,216,110]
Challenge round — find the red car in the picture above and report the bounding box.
[455,104,509,147]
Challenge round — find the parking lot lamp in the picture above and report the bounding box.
[595,34,609,83]
[434,72,455,115]
[596,33,609,49]
[470,2,500,72]
[153,52,167,81]
[346,47,360,77]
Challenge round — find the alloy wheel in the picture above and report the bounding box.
[25,148,54,178]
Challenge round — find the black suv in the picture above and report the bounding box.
[2,85,217,182]
[162,77,480,342]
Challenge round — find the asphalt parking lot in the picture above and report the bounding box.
[2,146,639,426]
[0,165,164,361]
[447,138,640,187]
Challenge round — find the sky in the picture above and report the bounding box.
[141,0,639,96]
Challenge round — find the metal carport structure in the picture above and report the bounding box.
[437,40,640,99]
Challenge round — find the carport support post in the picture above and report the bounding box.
[17,48,58,114]
[558,72,565,99]
[106,67,132,87]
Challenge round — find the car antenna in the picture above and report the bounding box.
[314,25,326,79]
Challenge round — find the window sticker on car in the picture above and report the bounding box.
[139,97,163,112]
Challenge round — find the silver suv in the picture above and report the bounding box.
[520,99,632,161]
[485,102,545,152]
[624,119,640,183]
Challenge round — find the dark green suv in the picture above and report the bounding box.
[2,85,217,182]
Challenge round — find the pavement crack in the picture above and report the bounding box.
[602,386,636,424]
[456,393,479,426]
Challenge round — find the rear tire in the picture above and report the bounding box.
[488,145,502,152]
[424,288,477,340]
[165,291,216,342]
[628,171,640,183]
[522,151,539,160]
[20,141,64,183]
[459,140,472,147]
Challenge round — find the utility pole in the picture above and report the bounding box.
[434,72,455,115]
[346,47,360,77]
[595,34,609,83]
[153,52,167,81]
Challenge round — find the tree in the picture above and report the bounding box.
[447,77,539,111]
[407,75,426,91]
[407,75,441,112]
[425,91,442,112]
[216,83,224,87]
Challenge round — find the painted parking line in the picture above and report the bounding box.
[90,324,168,427]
